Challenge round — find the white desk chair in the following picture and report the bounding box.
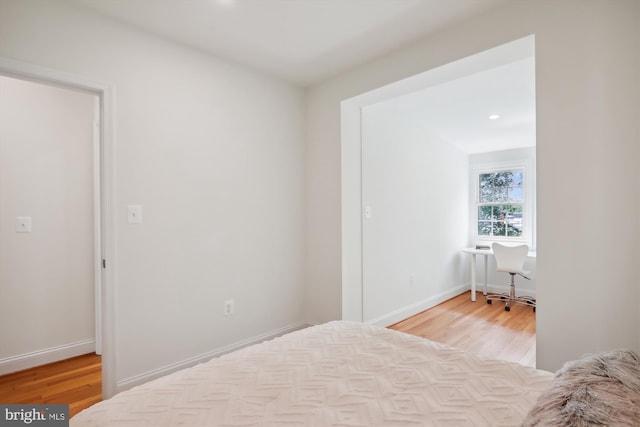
[486,242,536,312]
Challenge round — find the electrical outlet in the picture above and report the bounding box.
[224,299,235,316]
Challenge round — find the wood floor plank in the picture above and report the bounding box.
[0,353,102,418]
[389,291,536,367]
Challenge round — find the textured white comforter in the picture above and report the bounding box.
[71,321,553,426]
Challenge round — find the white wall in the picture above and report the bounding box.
[361,107,468,324]
[0,0,306,389]
[0,76,96,373]
[306,0,640,371]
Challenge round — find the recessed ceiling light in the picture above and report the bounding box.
[489,114,500,120]
[216,0,235,7]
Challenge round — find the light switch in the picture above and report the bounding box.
[16,216,32,233]
[127,205,142,224]
[364,206,372,219]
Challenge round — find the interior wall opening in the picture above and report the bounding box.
[341,35,536,362]
[0,57,116,398]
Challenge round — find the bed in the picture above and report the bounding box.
[71,321,554,426]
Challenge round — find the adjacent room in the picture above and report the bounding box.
[357,36,537,324]
[340,34,538,366]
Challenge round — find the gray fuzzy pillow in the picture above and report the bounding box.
[522,349,640,426]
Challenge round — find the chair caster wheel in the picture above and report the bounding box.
[505,306,511,312]
[487,300,492,304]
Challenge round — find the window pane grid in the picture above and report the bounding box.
[476,168,525,239]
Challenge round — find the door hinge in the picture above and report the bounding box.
[102,259,106,269]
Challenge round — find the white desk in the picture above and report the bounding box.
[463,247,536,302]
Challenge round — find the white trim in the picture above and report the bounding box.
[485,283,537,298]
[366,282,537,328]
[366,285,468,327]
[100,80,117,399]
[93,96,102,356]
[116,322,313,392]
[340,100,364,322]
[0,340,96,376]
[0,57,117,399]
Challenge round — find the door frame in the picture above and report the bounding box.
[0,57,117,398]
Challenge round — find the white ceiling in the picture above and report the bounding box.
[68,0,534,153]
[370,56,536,153]
[69,0,509,86]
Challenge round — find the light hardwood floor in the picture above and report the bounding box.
[389,291,536,367]
[0,353,102,418]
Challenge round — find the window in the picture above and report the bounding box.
[476,169,524,238]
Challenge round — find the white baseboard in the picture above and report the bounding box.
[366,284,469,327]
[0,339,96,376]
[117,321,313,393]
[115,283,537,393]
[484,283,537,298]
[365,283,537,328]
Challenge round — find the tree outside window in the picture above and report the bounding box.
[477,170,523,238]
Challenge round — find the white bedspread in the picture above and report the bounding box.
[72,321,553,426]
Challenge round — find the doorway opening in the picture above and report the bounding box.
[0,57,115,398]
[340,35,536,361]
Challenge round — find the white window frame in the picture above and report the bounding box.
[472,159,533,245]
